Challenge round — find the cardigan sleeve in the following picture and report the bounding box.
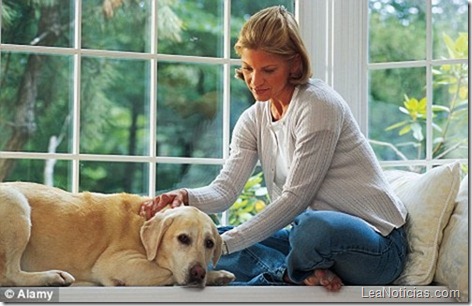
[187,108,259,214]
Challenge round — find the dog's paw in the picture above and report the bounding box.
[206,270,235,286]
[44,270,75,286]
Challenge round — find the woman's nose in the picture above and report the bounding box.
[250,70,264,87]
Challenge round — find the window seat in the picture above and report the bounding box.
[57,285,457,303]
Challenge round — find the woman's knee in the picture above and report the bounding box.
[290,211,338,248]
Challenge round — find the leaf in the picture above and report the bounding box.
[411,123,424,141]
[432,122,442,132]
[459,86,468,100]
[399,106,410,115]
[239,213,253,223]
[433,137,445,145]
[442,33,457,59]
[455,33,469,57]
[399,125,411,136]
[432,105,450,113]
[385,120,408,131]
[244,173,262,190]
[232,199,247,210]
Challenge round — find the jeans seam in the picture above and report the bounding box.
[244,246,278,272]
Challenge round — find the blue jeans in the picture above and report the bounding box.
[215,210,408,286]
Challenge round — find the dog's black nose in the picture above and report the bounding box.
[189,264,206,283]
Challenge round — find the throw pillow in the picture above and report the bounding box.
[434,174,468,302]
[384,162,461,285]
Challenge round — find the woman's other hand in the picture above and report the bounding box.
[140,189,189,220]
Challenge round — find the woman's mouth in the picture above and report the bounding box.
[253,88,269,95]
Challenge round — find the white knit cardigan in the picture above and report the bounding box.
[188,79,407,254]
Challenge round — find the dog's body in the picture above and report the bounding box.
[0,182,235,287]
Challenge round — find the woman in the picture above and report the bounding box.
[141,6,408,291]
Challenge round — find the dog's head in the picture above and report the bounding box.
[140,206,222,287]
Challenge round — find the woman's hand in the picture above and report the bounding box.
[140,189,189,220]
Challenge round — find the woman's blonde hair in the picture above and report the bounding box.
[234,6,312,85]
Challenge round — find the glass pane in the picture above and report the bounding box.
[157,0,224,57]
[432,63,468,160]
[80,57,149,156]
[1,0,74,47]
[81,0,150,52]
[230,65,253,132]
[369,0,426,63]
[382,165,426,174]
[0,158,72,190]
[79,161,148,194]
[157,62,223,158]
[432,0,468,60]
[230,1,295,58]
[0,53,73,153]
[156,163,222,225]
[156,163,221,192]
[368,67,426,161]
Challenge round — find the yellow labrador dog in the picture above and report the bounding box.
[0,182,235,287]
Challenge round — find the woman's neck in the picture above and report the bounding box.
[270,86,295,121]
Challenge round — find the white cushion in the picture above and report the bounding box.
[384,162,461,285]
[434,174,468,302]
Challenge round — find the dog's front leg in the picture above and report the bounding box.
[205,270,235,286]
[93,251,175,286]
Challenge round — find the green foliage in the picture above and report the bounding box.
[228,172,269,226]
[372,33,468,164]
[443,32,468,59]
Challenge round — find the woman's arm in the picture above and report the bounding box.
[187,108,260,214]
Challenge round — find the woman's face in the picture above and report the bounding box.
[240,48,297,104]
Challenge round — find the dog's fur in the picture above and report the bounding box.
[0,182,235,287]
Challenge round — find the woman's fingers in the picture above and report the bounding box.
[140,190,187,220]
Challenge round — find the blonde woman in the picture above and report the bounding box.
[141,6,408,291]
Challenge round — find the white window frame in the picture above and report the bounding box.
[297,0,368,132]
[0,0,467,195]
[297,0,468,170]
[0,0,240,194]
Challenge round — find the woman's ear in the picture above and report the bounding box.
[290,54,302,78]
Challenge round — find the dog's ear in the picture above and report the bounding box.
[212,228,223,267]
[140,213,174,261]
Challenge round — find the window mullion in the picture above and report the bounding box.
[223,0,231,160]
[148,0,159,197]
[297,0,331,84]
[425,0,433,170]
[332,0,369,134]
[71,0,82,193]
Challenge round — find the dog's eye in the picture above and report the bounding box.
[178,234,191,245]
[205,239,214,249]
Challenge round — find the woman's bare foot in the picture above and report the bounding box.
[303,269,343,291]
